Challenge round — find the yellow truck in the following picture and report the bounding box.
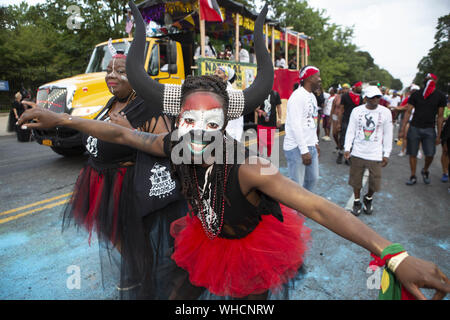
[33,0,308,156]
[34,37,185,156]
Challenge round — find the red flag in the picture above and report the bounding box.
[199,0,223,22]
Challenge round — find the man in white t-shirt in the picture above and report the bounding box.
[283,65,321,192]
[238,42,250,63]
[322,87,335,141]
[194,36,217,59]
[344,86,393,216]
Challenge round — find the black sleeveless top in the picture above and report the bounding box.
[82,96,163,168]
[341,92,360,124]
[194,160,283,239]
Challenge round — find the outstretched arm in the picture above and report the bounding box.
[18,107,167,157]
[240,158,450,300]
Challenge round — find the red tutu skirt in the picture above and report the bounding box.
[170,204,311,298]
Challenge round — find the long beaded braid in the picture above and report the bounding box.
[193,147,229,240]
[166,75,233,238]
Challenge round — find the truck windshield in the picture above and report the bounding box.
[85,41,148,73]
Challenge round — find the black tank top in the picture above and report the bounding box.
[341,92,360,124]
[194,161,283,239]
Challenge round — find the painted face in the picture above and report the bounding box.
[105,57,132,98]
[176,92,225,154]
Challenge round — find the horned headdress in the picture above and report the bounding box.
[126,1,273,120]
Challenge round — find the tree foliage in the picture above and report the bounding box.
[0,0,405,105]
[268,0,402,90]
[0,0,129,103]
[414,14,450,93]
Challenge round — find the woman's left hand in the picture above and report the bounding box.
[110,112,133,129]
[22,100,37,108]
[394,255,450,300]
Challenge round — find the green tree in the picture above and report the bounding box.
[267,0,401,90]
[415,14,450,93]
[0,0,130,105]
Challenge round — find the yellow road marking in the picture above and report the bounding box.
[0,192,72,217]
[0,130,285,224]
[0,199,70,224]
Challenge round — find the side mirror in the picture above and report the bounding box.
[167,40,177,74]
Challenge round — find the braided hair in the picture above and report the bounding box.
[169,75,234,230]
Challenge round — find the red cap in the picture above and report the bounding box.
[353,81,362,88]
[299,66,320,82]
[426,73,437,81]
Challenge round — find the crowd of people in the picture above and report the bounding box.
[283,70,449,216]
[11,1,449,301]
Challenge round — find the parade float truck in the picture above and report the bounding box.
[33,0,309,156]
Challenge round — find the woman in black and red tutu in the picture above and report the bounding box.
[23,40,187,299]
[19,1,449,300]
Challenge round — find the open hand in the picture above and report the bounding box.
[395,255,450,300]
[17,107,64,130]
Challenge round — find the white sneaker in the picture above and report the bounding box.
[322,136,331,141]
[398,151,406,157]
[417,150,423,159]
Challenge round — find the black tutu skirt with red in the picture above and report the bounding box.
[62,160,151,298]
[170,204,311,298]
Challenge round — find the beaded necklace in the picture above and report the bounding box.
[193,161,229,240]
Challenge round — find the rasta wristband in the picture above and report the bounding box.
[369,243,415,300]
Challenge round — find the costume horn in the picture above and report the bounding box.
[126,1,273,120]
[241,3,273,115]
[126,1,164,110]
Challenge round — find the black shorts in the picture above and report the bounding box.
[406,126,436,157]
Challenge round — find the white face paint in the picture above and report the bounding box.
[178,108,225,138]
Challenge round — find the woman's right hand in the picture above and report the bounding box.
[17,107,65,130]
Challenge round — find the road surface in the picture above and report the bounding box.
[0,128,448,300]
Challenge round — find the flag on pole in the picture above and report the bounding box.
[184,13,195,26]
[199,0,223,22]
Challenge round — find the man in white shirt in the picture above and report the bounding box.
[194,36,217,59]
[344,86,393,216]
[275,54,287,69]
[238,42,250,63]
[321,87,334,141]
[283,65,321,192]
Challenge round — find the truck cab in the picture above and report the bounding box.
[33,37,184,156]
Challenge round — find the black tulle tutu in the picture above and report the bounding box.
[61,159,189,299]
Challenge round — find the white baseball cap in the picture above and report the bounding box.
[364,86,382,99]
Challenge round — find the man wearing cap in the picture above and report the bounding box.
[399,73,446,185]
[283,65,321,192]
[336,81,363,164]
[344,86,393,216]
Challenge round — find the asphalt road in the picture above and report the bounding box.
[0,129,449,300]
